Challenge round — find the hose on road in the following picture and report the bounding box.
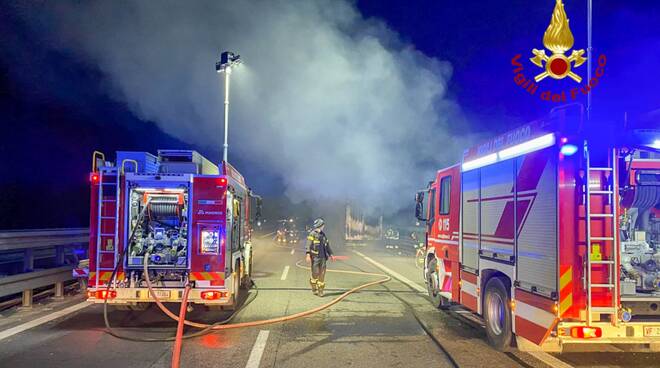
[101,199,258,343]
[144,256,391,330]
[171,284,191,368]
[104,232,390,367]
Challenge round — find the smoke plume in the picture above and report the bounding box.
[33,0,468,213]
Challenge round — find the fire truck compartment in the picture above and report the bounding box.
[124,176,191,270]
[619,150,660,317]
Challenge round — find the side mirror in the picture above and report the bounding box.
[256,197,263,221]
[414,191,427,222]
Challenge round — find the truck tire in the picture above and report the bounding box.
[241,257,253,289]
[426,258,451,309]
[483,277,513,351]
[225,271,241,311]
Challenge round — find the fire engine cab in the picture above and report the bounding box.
[80,149,261,310]
[415,106,660,351]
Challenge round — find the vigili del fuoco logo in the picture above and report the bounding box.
[511,0,606,102]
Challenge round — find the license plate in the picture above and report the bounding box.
[153,290,171,299]
[643,326,660,337]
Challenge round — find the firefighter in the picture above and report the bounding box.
[305,218,335,297]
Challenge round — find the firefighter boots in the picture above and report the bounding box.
[310,278,318,295]
[317,281,325,297]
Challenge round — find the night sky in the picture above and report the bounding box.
[0,1,658,229]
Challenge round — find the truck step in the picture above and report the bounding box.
[591,307,617,313]
[100,216,117,220]
[589,167,613,171]
[590,190,613,195]
[591,283,615,288]
[590,213,614,218]
[591,260,615,265]
[590,237,614,241]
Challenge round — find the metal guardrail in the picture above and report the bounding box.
[0,228,89,307]
[0,266,73,298]
[0,228,89,251]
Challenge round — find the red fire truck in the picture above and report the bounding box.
[79,150,261,310]
[415,107,660,352]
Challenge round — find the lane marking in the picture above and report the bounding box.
[245,330,270,368]
[0,301,91,341]
[353,250,425,292]
[280,265,290,281]
[353,250,575,368]
[290,248,295,255]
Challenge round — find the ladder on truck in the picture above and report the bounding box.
[584,145,619,325]
[95,166,121,288]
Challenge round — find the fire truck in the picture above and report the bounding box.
[79,149,261,310]
[415,106,660,352]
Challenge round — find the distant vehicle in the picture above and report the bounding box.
[76,150,261,311]
[415,107,660,352]
[384,228,400,240]
[276,218,300,244]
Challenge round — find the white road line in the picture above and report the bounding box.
[245,330,270,368]
[353,250,425,293]
[290,248,295,255]
[280,265,290,281]
[353,251,574,368]
[0,301,91,341]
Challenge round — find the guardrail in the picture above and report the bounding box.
[0,228,89,307]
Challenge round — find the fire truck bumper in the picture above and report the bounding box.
[556,321,660,348]
[85,287,233,305]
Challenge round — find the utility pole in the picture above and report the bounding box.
[216,51,242,163]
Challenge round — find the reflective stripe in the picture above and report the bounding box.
[462,280,478,297]
[189,272,226,281]
[516,301,556,328]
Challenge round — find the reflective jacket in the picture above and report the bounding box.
[306,230,333,259]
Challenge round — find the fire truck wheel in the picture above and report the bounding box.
[240,260,252,289]
[483,277,513,351]
[225,272,241,311]
[426,258,451,309]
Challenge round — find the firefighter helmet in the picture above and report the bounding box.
[312,218,325,229]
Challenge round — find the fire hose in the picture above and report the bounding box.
[143,252,390,368]
[102,199,258,343]
[102,200,391,367]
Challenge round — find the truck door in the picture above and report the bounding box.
[435,174,458,295]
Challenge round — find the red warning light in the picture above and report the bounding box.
[201,290,225,300]
[218,177,227,186]
[95,290,117,299]
[90,173,100,183]
[570,326,602,339]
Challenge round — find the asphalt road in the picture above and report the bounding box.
[0,239,658,368]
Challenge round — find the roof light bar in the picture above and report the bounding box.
[651,139,660,150]
[498,133,555,160]
[462,133,557,172]
[462,153,497,172]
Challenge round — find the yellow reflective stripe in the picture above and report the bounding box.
[560,267,572,290]
[560,293,573,315]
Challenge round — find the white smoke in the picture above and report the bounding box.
[39,0,468,213]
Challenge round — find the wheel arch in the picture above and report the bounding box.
[480,269,511,311]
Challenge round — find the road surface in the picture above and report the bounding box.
[0,239,657,367]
